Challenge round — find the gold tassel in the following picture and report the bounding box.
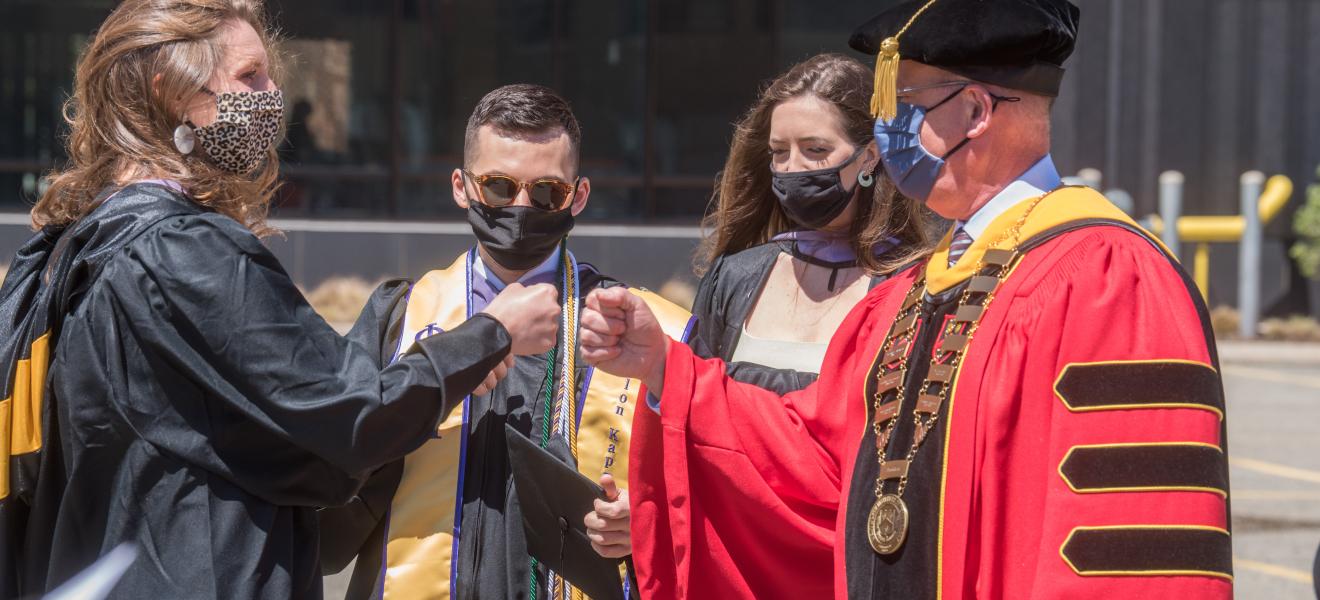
[869,0,940,121]
[871,37,901,121]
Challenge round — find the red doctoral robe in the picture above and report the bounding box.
[628,187,1232,599]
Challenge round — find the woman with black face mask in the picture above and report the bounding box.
[691,53,932,396]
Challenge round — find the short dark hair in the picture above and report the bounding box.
[463,84,581,169]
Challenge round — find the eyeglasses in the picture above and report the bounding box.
[895,80,975,101]
[463,170,579,211]
[895,80,1021,111]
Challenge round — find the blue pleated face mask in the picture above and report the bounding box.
[874,84,1019,203]
[873,86,965,203]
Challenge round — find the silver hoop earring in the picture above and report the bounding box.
[857,169,875,188]
[173,124,196,155]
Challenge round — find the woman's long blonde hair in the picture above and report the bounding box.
[32,0,282,236]
[697,53,930,276]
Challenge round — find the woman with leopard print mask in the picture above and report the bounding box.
[0,1,561,598]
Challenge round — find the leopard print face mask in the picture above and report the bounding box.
[187,90,284,174]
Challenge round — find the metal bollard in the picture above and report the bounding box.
[1077,168,1103,191]
[1104,189,1134,216]
[1238,171,1265,339]
[1158,171,1184,260]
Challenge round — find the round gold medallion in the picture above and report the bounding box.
[867,494,909,555]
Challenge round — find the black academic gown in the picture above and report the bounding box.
[689,241,895,394]
[319,266,637,600]
[0,183,508,599]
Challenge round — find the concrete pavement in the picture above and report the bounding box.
[1224,362,1320,599]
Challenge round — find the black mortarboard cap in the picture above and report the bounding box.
[506,424,628,600]
[849,0,1080,119]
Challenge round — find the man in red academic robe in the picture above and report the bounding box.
[579,1,1233,598]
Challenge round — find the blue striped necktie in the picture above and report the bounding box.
[948,227,973,268]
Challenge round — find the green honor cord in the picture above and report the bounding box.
[530,240,570,600]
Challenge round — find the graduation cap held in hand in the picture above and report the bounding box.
[506,423,630,600]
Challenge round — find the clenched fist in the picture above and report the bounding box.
[481,282,560,356]
[579,287,669,394]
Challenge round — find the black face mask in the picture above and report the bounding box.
[770,146,868,230]
[466,202,575,271]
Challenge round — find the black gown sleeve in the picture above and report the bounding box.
[104,213,509,507]
[689,250,819,395]
[318,458,403,575]
[318,280,412,574]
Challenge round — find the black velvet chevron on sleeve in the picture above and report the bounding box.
[1061,526,1233,580]
[1059,443,1227,496]
[1055,361,1223,417]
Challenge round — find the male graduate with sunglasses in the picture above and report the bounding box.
[318,84,693,600]
[579,1,1233,599]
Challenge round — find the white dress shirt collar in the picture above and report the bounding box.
[472,246,561,291]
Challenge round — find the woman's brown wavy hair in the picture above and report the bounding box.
[697,53,930,276]
[32,0,282,236]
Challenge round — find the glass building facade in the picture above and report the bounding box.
[0,0,899,222]
[4,1,1319,233]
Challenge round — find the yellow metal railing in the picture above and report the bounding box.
[1148,174,1293,299]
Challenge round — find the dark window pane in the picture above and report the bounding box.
[0,0,114,209]
[383,0,649,219]
[269,0,394,217]
[0,0,906,223]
